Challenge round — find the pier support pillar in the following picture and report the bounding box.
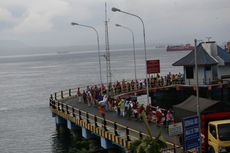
[67,120,78,130]
[52,112,56,117]
[55,116,66,125]
[82,127,94,139]
[101,137,116,149]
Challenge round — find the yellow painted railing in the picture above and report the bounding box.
[49,91,182,151]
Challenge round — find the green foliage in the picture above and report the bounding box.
[129,112,167,153]
[130,133,167,153]
[141,112,153,138]
[68,137,109,153]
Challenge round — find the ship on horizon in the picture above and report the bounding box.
[167,44,194,51]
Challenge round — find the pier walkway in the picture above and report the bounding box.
[49,78,228,152]
[49,80,188,152]
[50,98,182,152]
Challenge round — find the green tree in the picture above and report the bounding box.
[130,112,167,153]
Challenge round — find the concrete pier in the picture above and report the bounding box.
[50,82,229,152]
[101,137,116,149]
[67,120,78,130]
[55,116,66,125]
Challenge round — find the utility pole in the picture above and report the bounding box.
[195,39,202,153]
[105,3,112,96]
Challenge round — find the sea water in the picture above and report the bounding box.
[0,46,188,153]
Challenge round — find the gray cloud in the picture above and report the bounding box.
[0,0,229,47]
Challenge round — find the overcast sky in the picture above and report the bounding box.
[0,0,229,47]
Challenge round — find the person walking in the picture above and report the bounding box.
[119,99,125,117]
[132,100,139,120]
[156,106,163,126]
[165,110,174,128]
[77,88,82,102]
[98,104,106,119]
[146,104,153,123]
[138,104,145,120]
[82,90,87,104]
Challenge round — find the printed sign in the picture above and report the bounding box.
[183,115,200,151]
[168,122,183,136]
[146,60,160,74]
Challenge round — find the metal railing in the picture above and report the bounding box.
[49,77,187,152]
[49,98,184,152]
[50,99,143,141]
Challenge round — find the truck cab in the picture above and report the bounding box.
[208,119,230,153]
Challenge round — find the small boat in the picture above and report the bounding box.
[167,44,194,51]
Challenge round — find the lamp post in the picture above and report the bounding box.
[115,23,137,83]
[194,39,202,153]
[71,22,102,86]
[112,7,149,103]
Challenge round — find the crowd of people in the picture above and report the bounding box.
[111,97,174,127]
[75,82,175,129]
[69,73,184,132]
[109,72,184,95]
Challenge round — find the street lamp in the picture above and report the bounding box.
[71,22,103,86]
[112,7,149,104]
[115,23,137,83]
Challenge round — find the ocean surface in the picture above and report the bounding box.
[0,46,188,153]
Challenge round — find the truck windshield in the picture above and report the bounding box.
[218,123,230,141]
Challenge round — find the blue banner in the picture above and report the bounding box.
[183,115,200,151]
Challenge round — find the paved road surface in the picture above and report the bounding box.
[64,98,181,147]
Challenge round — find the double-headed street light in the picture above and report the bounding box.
[112,7,149,104]
[71,22,102,86]
[115,24,137,83]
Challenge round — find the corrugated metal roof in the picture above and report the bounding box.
[217,46,230,64]
[173,95,230,120]
[173,95,219,113]
[172,44,218,66]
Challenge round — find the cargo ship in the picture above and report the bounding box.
[167,44,194,51]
